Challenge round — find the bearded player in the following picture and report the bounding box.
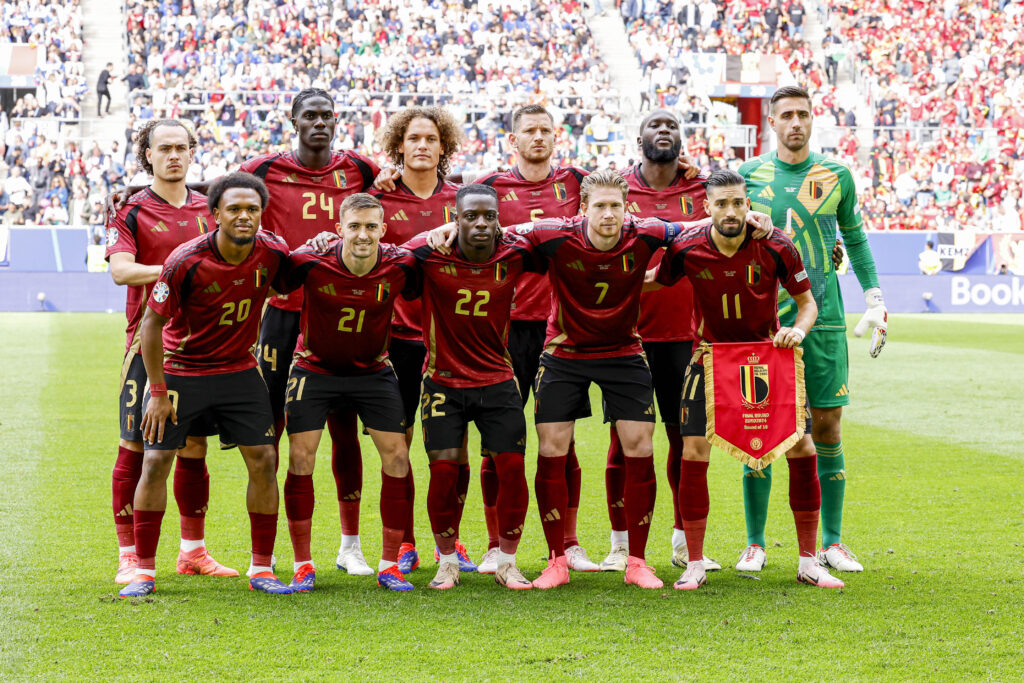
[106,119,235,584]
[601,109,721,573]
[370,106,471,574]
[475,105,598,574]
[737,86,887,573]
[274,193,418,592]
[120,172,293,597]
[241,89,382,577]
[652,170,844,591]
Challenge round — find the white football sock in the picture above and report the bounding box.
[341,534,359,550]
[439,551,458,565]
[671,528,686,549]
[378,559,397,571]
[247,564,273,577]
[798,555,816,572]
[180,538,205,552]
[610,529,628,546]
[119,545,137,555]
[497,550,516,567]
[293,560,314,572]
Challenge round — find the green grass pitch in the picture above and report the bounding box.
[1,312,1021,680]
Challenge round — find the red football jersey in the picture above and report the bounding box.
[405,233,541,388]
[656,226,810,345]
[105,188,214,353]
[478,166,586,321]
[371,178,459,341]
[277,243,420,375]
[149,230,290,376]
[519,215,680,359]
[240,150,380,312]
[621,164,708,343]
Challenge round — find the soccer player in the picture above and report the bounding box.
[274,193,417,592]
[371,106,465,574]
[241,89,381,577]
[601,109,721,573]
[106,119,234,584]
[652,169,844,590]
[119,172,293,597]
[509,169,687,590]
[737,86,888,573]
[475,105,598,574]
[408,185,537,590]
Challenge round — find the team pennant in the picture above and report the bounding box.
[704,341,806,470]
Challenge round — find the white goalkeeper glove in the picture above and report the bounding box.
[853,287,887,358]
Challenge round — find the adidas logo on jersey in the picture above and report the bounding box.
[567,259,585,271]
[203,282,222,294]
[501,191,519,201]
[440,264,458,276]
[610,498,624,508]
[695,268,714,280]
[390,210,409,221]
[626,201,641,213]
[151,221,169,232]
[319,283,337,296]
[835,384,850,397]
[116,504,133,517]
[760,186,775,200]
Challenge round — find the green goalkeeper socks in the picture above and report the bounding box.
[815,440,846,548]
[742,463,772,547]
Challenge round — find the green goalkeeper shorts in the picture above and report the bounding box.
[801,327,850,409]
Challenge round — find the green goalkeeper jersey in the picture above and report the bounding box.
[739,151,879,329]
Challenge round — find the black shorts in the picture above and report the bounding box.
[508,320,546,406]
[534,353,655,424]
[144,368,275,451]
[285,365,407,435]
[388,337,426,428]
[257,306,301,420]
[420,377,526,454]
[680,360,812,437]
[642,340,692,428]
[120,352,216,443]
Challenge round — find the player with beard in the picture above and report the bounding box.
[601,110,721,573]
[650,169,844,591]
[106,119,234,584]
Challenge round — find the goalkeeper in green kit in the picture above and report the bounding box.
[735,86,888,573]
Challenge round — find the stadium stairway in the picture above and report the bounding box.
[584,5,643,121]
[77,0,128,149]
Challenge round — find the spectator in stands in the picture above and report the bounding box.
[97,62,115,117]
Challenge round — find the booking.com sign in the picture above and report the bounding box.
[839,275,1024,314]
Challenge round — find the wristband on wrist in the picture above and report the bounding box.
[791,328,806,341]
[150,382,168,397]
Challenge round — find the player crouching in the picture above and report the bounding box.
[275,194,417,592]
[650,170,844,591]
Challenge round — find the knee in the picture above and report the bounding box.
[681,439,710,462]
[249,447,278,481]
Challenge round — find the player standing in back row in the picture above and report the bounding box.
[737,86,888,573]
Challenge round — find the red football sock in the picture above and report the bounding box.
[402,469,416,545]
[134,508,164,571]
[112,446,143,544]
[534,455,567,558]
[564,443,581,547]
[453,462,471,532]
[427,460,460,555]
[173,456,208,542]
[624,456,657,559]
[380,471,409,562]
[249,512,277,568]
[679,459,710,562]
[788,456,822,557]
[494,452,528,554]
[328,411,362,536]
[284,472,315,563]
[480,456,500,550]
[605,426,627,531]
[665,426,684,530]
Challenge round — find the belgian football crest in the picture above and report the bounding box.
[808,181,823,199]
[375,281,390,301]
[680,195,694,215]
[739,355,769,407]
[333,170,347,188]
[621,252,635,272]
[746,264,761,286]
[494,262,508,282]
[443,206,455,223]
[254,264,269,288]
[552,183,566,200]
[196,216,208,234]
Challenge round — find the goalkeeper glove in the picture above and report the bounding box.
[853,287,887,358]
